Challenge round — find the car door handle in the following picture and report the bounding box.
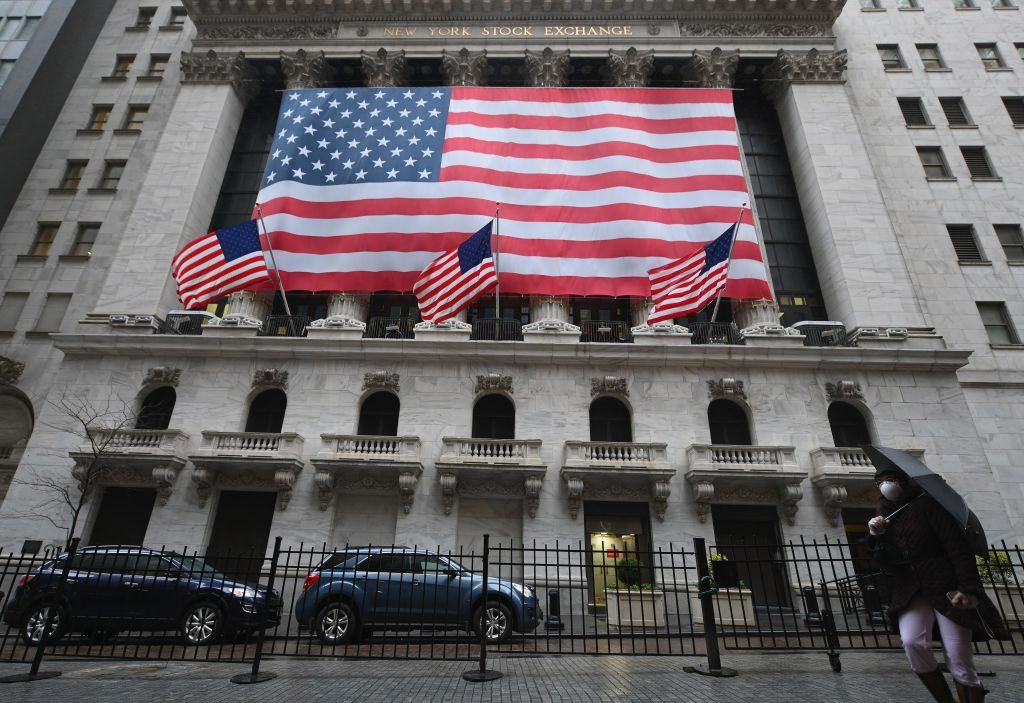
[126,581,141,589]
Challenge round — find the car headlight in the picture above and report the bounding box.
[510,583,534,599]
[226,586,257,598]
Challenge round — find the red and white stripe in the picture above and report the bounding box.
[413,248,497,322]
[171,231,271,310]
[256,87,771,299]
[647,250,729,324]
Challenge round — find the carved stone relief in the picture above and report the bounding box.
[764,49,848,100]
[363,371,400,393]
[439,472,458,515]
[566,477,584,519]
[361,48,407,87]
[607,47,654,88]
[253,368,288,390]
[525,477,542,519]
[679,22,832,38]
[144,367,181,387]
[179,50,260,104]
[442,48,488,87]
[825,381,864,402]
[591,376,628,397]
[281,49,335,89]
[475,374,513,395]
[196,22,339,41]
[707,378,746,401]
[688,48,739,89]
[0,356,25,385]
[525,48,571,87]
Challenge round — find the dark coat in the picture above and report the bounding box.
[869,493,1008,641]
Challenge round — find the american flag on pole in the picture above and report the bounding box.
[414,220,497,322]
[255,87,772,298]
[171,220,272,310]
[647,224,735,324]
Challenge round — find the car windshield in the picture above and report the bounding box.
[171,555,225,579]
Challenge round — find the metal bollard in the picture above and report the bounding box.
[684,537,737,678]
[463,534,503,682]
[231,536,282,685]
[545,589,564,631]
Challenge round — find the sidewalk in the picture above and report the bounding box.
[1,651,1023,702]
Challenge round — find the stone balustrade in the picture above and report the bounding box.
[320,434,420,461]
[563,440,668,469]
[686,443,799,473]
[440,437,543,465]
[311,434,423,513]
[200,431,303,455]
[809,446,925,527]
[189,432,305,510]
[89,428,191,455]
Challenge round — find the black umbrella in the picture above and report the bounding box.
[863,445,989,556]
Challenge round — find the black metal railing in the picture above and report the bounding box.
[258,315,311,338]
[364,317,417,339]
[690,322,744,345]
[471,318,523,341]
[579,320,633,344]
[162,312,212,335]
[799,324,854,348]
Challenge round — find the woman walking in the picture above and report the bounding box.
[868,466,1004,703]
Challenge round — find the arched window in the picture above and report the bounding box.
[245,389,287,433]
[358,392,400,436]
[708,399,752,445]
[589,396,632,443]
[472,394,515,439]
[828,402,872,447]
[135,387,176,430]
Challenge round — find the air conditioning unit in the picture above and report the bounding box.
[792,321,848,347]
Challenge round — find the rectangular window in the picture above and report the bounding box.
[977,44,1006,70]
[1017,43,1024,61]
[32,294,71,333]
[946,224,986,262]
[878,45,906,70]
[939,97,973,126]
[0,17,21,40]
[111,54,135,79]
[977,302,1021,345]
[123,106,148,131]
[917,147,952,179]
[16,16,39,40]
[0,59,15,88]
[917,44,946,70]
[97,161,125,189]
[898,97,930,126]
[168,7,187,26]
[69,224,99,257]
[86,105,112,130]
[29,224,59,256]
[1003,97,1024,125]
[995,224,1024,261]
[0,292,29,332]
[898,0,920,6]
[146,55,169,77]
[954,0,976,7]
[961,146,997,178]
[860,0,881,7]
[59,161,87,189]
[993,0,1016,7]
[135,7,156,27]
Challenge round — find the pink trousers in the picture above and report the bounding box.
[898,596,980,687]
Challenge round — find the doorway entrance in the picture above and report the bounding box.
[583,501,653,609]
[87,486,156,546]
[711,505,791,608]
[205,490,276,580]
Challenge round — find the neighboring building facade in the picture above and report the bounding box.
[0,0,1022,609]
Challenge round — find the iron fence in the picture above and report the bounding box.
[579,320,633,344]
[364,317,417,339]
[470,318,524,341]
[258,315,311,338]
[690,322,745,345]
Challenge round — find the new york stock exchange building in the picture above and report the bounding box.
[1,0,1023,614]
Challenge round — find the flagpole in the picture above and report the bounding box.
[255,203,294,319]
[494,203,501,320]
[709,203,747,324]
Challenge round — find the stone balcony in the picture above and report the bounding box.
[684,443,806,525]
[68,428,191,506]
[810,446,925,526]
[435,437,547,518]
[560,440,674,521]
[188,431,304,510]
[311,434,423,512]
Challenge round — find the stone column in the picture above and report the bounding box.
[607,47,654,88]
[442,48,488,86]
[764,49,927,331]
[90,50,259,331]
[520,49,580,341]
[360,48,407,87]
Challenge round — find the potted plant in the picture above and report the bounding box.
[978,550,1022,626]
[689,553,755,628]
[605,556,666,629]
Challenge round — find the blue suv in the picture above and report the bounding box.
[3,546,281,645]
[294,548,541,644]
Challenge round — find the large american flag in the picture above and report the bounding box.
[255,86,772,299]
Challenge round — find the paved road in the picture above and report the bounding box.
[1,651,1023,701]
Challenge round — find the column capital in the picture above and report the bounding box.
[607,47,655,88]
[179,50,260,104]
[525,48,571,87]
[442,48,488,86]
[360,48,407,87]
[763,48,848,100]
[281,49,335,89]
[688,48,739,89]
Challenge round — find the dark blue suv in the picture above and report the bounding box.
[3,546,281,645]
[294,548,541,644]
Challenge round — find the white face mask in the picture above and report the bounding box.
[879,481,904,501]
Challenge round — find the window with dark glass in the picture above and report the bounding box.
[897,97,929,126]
[111,55,135,78]
[123,105,148,130]
[167,7,187,26]
[1017,43,1024,62]
[917,44,946,70]
[245,389,287,433]
[977,44,1006,70]
[961,146,997,179]
[917,147,952,179]
[938,97,972,126]
[977,302,1021,344]
[134,7,156,28]
[98,161,125,189]
[589,397,632,443]
[472,394,515,439]
[59,161,87,189]
[860,0,881,7]
[358,392,400,436]
[86,105,112,130]
[995,224,1024,261]
[1002,97,1024,126]
[878,45,906,70]
[146,55,169,77]
[897,0,920,7]
[136,387,176,430]
[69,224,99,257]
[953,0,976,7]
[29,224,59,256]
[828,403,872,447]
[708,399,751,445]
[946,224,986,262]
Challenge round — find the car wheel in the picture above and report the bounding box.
[181,602,224,646]
[473,602,513,644]
[314,601,357,645]
[20,603,66,645]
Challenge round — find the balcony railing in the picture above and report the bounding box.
[440,437,544,465]
[686,443,800,473]
[564,440,668,468]
[470,318,524,341]
[364,316,417,339]
[88,428,190,455]
[162,311,216,335]
[199,431,303,455]
[259,315,311,338]
[579,320,633,344]
[690,322,744,345]
[796,323,854,348]
[319,434,421,462]
[811,446,925,480]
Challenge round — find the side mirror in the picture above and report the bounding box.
[445,568,461,578]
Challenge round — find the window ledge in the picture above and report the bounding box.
[75,129,103,136]
[15,255,47,264]
[955,6,981,10]
[907,124,935,129]
[47,188,77,195]
[970,177,1003,182]
[926,176,957,182]
[985,68,1015,72]
[990,343,1024,349]
[137,75,163,83]
[158,25,184,32]
[101,76,129,83]
[0,331,14,339]
[898,6,924,10]
[113,129,142,136]
[1013,124,1024,129]
[958,260,992,266]
[125,25,150,32]
[25,331,56,338]
[58,255,91,263]
[924,68,953,73]
[884,67,913,73]
[950,124,979,129]
[861,7,886,11]
[994,5,1019,8]
[1007,260,1024,265]
[87,188,118,195]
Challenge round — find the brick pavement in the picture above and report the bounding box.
[1,652,1023,702]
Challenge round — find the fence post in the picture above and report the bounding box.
[231,536,282,684]
[0,538,79,684]
[684,537,737,678]
[463,533,502,682]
